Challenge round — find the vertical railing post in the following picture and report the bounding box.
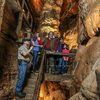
[16,0,25,35]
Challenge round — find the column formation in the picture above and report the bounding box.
[40,0,63,36]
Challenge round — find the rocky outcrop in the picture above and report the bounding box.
[68,0,100,99]
[0,35,18,99]
[0,0,19,99]
[85,1,100,38]
[39,81,69,100]
[64,26,78,49]
[69,57,100,100]
[78,0,100,44]
[73,0,100,89]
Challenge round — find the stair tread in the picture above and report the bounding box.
[16,72,38,100]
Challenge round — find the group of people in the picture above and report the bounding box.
[15,31,70,98]
[44,32,70,74]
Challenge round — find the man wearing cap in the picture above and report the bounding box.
[15,39,33,98]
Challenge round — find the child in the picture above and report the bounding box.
[62,44,70,73]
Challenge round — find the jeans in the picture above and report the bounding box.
[62,59,68,73]
[32,51,39,69]
[16,60,27,92]
[58,58,68,73]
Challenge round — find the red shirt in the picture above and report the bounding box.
[62,49,70,60]
[37,38,43,45]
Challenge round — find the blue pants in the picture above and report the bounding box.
[16,60,27,92]
[58,58,68,73]
[32,51,39,69]
[62,59,68,73]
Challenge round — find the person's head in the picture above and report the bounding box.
[48,31,53,39]
[54,32,58,38]
[60,38,64,43]
[26,28,31,33]
[38,37,40,40]
[36,32,39,37]
[63,44,68,49]
[23,39,30,47]
[34,32,39,38]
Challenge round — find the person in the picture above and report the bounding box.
[31,33,43,72]
[57,38,64,52]
[37,36,43,53]
[62,44,70,73]
[16,39,33,98]
[56,38,64,73]
[58,44,70,74]
[44,32,59,73]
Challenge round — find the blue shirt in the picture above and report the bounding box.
[31,38,40,52]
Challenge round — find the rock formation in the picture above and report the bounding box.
[67,0,100,99]
[39,0,63,36]
[0,0,19,99]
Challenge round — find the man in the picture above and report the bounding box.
[44,32,59,73]
[16,39,33,98]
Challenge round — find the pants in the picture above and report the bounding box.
[16,60,27,92]
[32,51,39,69]
[62,59,68,73]
[58,58,68,73]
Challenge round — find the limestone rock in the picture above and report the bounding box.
[81,58,100,99]
[64,27,78,49]
[50,90,66,100]
[85,2,100,38]
[74,37,100,86]
[40,0,63,35]
[69,58,100,100]
[69,93,86,100]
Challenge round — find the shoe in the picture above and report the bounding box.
[16,92,26,98]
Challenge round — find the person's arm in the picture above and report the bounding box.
[31,41,43,48]
[21,46,33,57]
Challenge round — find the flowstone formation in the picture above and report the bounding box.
[64,26,78,50]
[39,0,63,35]
[67,0,100,99]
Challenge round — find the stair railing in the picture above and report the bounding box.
[32,50,46,100]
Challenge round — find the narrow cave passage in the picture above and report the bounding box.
[0,0,100,100]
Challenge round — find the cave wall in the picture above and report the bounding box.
[78,0,100,44]
[0,0,19,98]
[75,0,100,83]
[68,0,100,99]
[1,0,19,39]
[0,36,18,99]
